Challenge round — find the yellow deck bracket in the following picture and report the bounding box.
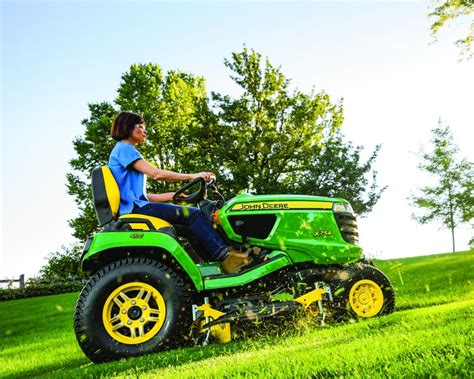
[197,304,232,343]
[295,288,326,309]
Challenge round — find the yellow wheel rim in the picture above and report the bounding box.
[349,279,384,317]
[102,282,166,345]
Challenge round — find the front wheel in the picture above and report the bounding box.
[330,262,395,319]
[74,257,193,362]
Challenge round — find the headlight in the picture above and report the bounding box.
[333,202,354,213]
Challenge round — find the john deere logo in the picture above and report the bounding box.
[231,201,333,211]
[241,202,290,211]
[130,233,144,239]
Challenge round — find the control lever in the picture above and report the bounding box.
[234,221,248,245]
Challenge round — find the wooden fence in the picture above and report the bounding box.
[0,274,25,288]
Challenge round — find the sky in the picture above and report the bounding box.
[1,0,473,280]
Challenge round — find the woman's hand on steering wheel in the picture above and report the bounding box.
[189,172,215,182]
[172,172,217,204]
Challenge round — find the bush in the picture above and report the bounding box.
[40,244,84,282]
[0,281,83,301]
[0,243,86,301]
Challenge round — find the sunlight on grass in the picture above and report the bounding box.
[96,300,474,378]
[0,251,473,378]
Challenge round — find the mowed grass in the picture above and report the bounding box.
[375,250,474,309]
[0,251,473,378]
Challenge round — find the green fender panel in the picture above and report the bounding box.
[82,231,204,291]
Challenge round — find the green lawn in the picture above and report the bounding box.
[1,250,473,378]
[375,250,474,309]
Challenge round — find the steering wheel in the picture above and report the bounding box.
[172,177,212,204]
[172,177,205,204]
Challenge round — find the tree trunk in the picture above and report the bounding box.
[451,226,456,253]
[447,183,456,253]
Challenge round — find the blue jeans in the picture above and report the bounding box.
[132,202,228,261]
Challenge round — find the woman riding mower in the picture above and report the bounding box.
[108,111,251,273]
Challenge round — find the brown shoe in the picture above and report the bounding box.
[222,248,253,274]
[250,246,269,262]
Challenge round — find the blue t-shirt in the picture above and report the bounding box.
[108,142,149,215]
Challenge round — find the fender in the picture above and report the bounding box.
[81,231,204,291]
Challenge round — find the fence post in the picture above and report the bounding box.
[19,274,25,288]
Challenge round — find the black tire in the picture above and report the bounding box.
[74,257,193,363]
[329,262,395,319]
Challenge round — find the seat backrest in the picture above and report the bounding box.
[91,166,120,226]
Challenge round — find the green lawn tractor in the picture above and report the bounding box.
[74,166,395,363]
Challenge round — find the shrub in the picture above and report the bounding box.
[39,244,84,282]
[0,281,83,301]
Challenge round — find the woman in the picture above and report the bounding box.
[108,111,251,273]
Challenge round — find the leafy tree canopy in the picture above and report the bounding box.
[67,49,385,241]
[290,132,385,214]
[212,48,342,194]
[212,48,383,211]
[429,0,474,59]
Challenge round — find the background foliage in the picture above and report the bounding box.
[39,245,84,283]
[67,48,385,241]
[0,245,84,301]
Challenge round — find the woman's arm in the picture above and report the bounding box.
[132,159,214,182]
[133,159,191,182]
[147,192,175,202]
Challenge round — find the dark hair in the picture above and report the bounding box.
[110,111,145,141]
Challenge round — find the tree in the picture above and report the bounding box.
[429,0,474,59]
[39,244,83,283]
[211,48,384,214]
[410,121,473,252]
[290,132,385,214]
[67,50,385,241]
[211,48,342,195]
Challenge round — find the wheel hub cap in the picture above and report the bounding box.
[349,279,384,317]
[128,306,143,320]
[102,282,166,345]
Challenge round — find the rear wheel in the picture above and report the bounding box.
[74,257,193,362]
[330,263,395,319]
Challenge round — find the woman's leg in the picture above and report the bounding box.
[132,203,228,261]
